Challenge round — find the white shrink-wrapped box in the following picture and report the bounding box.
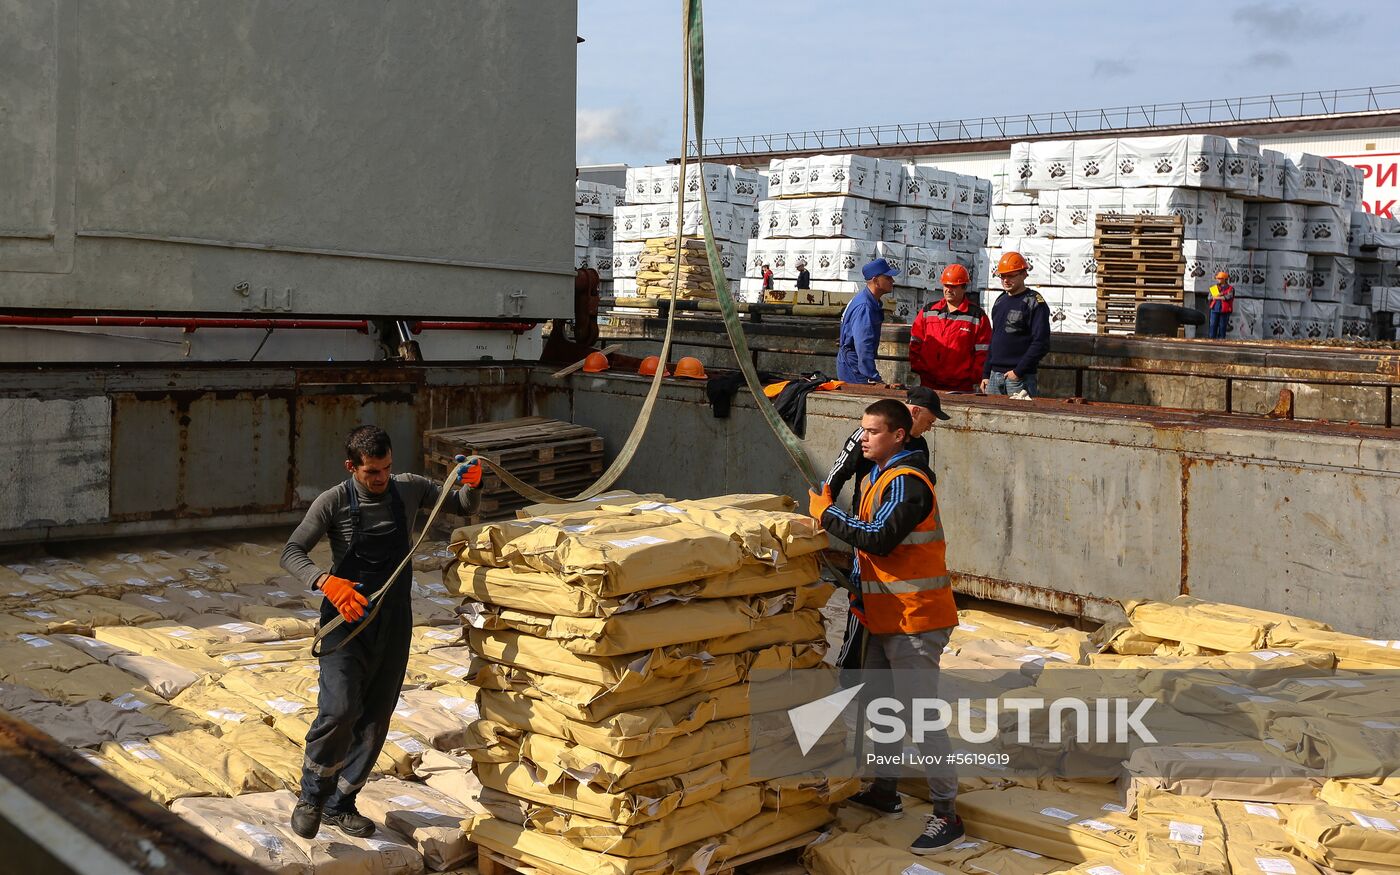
[993,168,1036,205]
[1155,187,1198,230]
[900,165,931,208]
[612,277,637,297]
[1218,196,1245,249]
[574,215,591,247]
[809,154,878,199]
[987,208,1012,248]
[736,277,764,304]
[873,159,903,203]
[812,240,868,283]
[612,241,644,278]
[969,213,990,247]
[926,209,953,246]
[729,167,762,206]
[1257,149,1286,201]
[1242,203,1260,249]
[1344,163,1366,211]
[1301,205,1350,255]
[1123,187,1160,218]
[951,214,974,253]
[925,242,956,287]
[973,178,993,216]
[575,181,622,216]
[1256,203,1307,251]
[1056,191,1094,238]
[1089,187,1125,221]
[765,160,785,199]
[1227,248,1254,296]
[1073,138,1118,188]
[573,245,588,269]
[1182,241,1226,293]
[682,163,730,202]
[1284,153,1330,204]
[1243,250,1269,296]
[785,239,815,278]
[902,246,933,290]
[1027,139,1075,190]
[1117,135,1189,187]
[1347,209,1377,255]
[1373,286,1400,313]
[588,246,613,280]
[1340,304,1373,339]
[786,199,816,238]
[745,239,780,277]
[922,166,957,211]
[1264,250,1311,300]
[1300,301,1340,339]
[1049,238,1095,287]
[1185,135,1228,189]
[1016,236,1054,276]
[1008,141,1035,192]
[952,173,975,214]
[741,204,762,240]
[1057,287,1099,334]
[1225,138,1261,197]
[1265,299,1304,339]
[587,216,613,247]
[1229,296,1266,339]
[882,206,927,247]
[809,196,878,239]
[1033,194,1059,238]
[875,241,907,276]
[782,157,809,197]
[756,200,783,238]
[1308,255,1353,303]
[718,240,746,282]
[1007,205,1040,239]
[613,205,643,242]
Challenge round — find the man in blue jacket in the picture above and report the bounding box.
[837,258,899,384]
[981,250,1051,397]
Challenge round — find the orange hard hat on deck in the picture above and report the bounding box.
[582,352,609,373]
[996,251,1029,274]
[940,263,970,286]
[638,355,670,377]
[674,357,707,379]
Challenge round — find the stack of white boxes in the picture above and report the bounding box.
[1350,211,1400,337]
[575,180,623,293]
[609,164,762,298]
[990,135,1385,341]
[742,154,992,317]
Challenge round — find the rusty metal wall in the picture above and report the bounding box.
[0,364,533,543]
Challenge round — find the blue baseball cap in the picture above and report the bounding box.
[862,257,900,281]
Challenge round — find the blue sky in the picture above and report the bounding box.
[577,0,1400,166]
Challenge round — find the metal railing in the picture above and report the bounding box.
[689,85,1400,159]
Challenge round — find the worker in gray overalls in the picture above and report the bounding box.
[280,424,480,838]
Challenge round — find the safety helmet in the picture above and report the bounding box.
[996,251,1029,275]
[638,355,670,377]
[940,263,971,286]
[674,357,708,379]
[1215,271,1231,281]
[582,352,609,373]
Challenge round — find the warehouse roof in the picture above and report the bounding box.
[686,84,1400,163]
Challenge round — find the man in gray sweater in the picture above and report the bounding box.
[280,424,480,839]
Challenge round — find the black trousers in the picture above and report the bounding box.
[299,600,411,811]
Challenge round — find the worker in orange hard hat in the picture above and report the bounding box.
[981,251,1050,398]
[909,263,991,392]
[1207,270,1235,340]
[582,351,609,373]
[638,355,670,377]
[674,357,707,379]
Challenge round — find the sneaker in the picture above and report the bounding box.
[848,787,903,816]
[323,808,376,838]
[910,813,965,855]
[290,801,322,838]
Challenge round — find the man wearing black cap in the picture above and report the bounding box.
[836,257,900,384]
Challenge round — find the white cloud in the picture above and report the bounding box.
[577,107,666,164]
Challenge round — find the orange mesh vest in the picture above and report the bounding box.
[851,464,956,634]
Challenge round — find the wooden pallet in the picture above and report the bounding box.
[424,418,603,468]
[475,831,821,875]
[1095,259,1185,275]
[1097,275,1184,291]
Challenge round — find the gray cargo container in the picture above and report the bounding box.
[0,0,576,320]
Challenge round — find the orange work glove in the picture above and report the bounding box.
[321,575,368,623]
[459,460,482,488]
[807,484,833,521]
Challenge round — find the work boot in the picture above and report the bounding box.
[909,812,965,855]
[290,801,322,838]
[848,785,903,816]
[323,807,376,838]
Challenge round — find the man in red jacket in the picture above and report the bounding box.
[909,264,991,391]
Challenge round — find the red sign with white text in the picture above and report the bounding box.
[1328,151,1400,218]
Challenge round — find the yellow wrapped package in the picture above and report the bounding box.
[805,832,961,875]
[1321,777,1400,811]
[5,662,140,703]
[170,796,315,870]
[499,521,744,596]
[468,813,680,875]
[1135,790,1230,874]
[958,786,1138,863]
[168,680,268,729]
[148,729,281,796]
[234,790,425,873]
[1271,715,1400,781]
[1267,622,1400,669]
[1214,800,1300,852]
[355,777,477,870]
[713,801,833,859]
[222,720,303,787]
[516,718,750,791]
[517,490,671,520]
[527,786,762,857]
[1285,803,1400,872]
[99,738,221,804]
[476,759,728,826]
[0,634,97,673]
[1122,744,1323,810]
[477,685,722,758]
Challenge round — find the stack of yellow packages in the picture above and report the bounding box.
[447,492,859,875]
[635,238,716,300]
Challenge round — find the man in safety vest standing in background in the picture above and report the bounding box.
[1208,270,1235,339]
[910,263,991,391]
[281,425,481,839]
[808,399,962,855]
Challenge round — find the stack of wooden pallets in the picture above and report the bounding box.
[422,417,604,519]
[1093,215,1185,335]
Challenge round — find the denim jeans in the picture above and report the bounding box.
[987,369,1038,397]
[1208,310,1230,339]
